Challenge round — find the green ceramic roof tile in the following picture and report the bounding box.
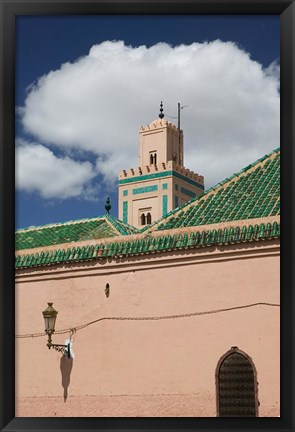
[15,148,280,266]
[16,215,139,251]
[15,221,280,269]
[105,214,139,236]
[149,148,280,232]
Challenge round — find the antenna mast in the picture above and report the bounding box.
[177,102,188,131]
[177,103,188,166]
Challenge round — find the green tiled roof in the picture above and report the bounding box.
[105,214,139,236]
[16,215,139,251]
[15,148,280,262]
[15,221,280,269]
[149,148,280,232]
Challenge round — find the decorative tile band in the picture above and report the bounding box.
[15,222,280,269]
[181,187,197,198]
[123,190,128,196]
[162,195,168,217]
[162,183,168,190]
[133,185,158,195]
[119,170,204,190]
[123,201,128,224]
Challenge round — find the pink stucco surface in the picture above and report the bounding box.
[15,240,280,417]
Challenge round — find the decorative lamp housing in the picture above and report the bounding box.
[42,302,58,334]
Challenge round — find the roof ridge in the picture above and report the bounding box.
[105,214,139,235]
[16,215,106,233]
[104,214,122,236]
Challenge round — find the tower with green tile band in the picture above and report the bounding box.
[118,104,204,228]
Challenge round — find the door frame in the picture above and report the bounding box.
[215,346,259,417]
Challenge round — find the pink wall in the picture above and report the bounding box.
[15,240,280,417]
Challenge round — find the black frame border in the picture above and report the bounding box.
[1,1,294,431]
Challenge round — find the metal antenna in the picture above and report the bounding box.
[178,102,188,130]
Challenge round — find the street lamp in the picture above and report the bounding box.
[42,302,71,358]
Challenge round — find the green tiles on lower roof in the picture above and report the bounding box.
[15,218,115,250]
[106,215,138,236]
[15,221,280,269]
[16,215,139,251]
[151,148,280,232]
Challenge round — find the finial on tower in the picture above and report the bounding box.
[159,101,164,119]
[105,197,111,215]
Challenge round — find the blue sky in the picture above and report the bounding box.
[15,15,280,229]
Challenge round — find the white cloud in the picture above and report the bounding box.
[264,59,280,82]
[95,152,132,186]
[16,139,96,199]
[19,40,280,191]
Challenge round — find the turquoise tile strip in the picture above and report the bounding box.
[181,187,196,198]
[162,195,168,216]
[133,185,158,194]
[119,170,204,190]
[162,183,168,190]
[123,201,128,224]
[15,222,280,269]
[123,190,128,196]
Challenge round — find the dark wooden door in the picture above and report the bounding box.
[218,351,257,417]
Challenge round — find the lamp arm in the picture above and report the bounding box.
[46,337,71,359]
[49,342,71,359]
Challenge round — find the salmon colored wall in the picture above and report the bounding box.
[139,119,183,167]
[118,118,203,227]
[15,241,280,417]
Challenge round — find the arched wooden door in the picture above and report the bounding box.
[216,347,258,417]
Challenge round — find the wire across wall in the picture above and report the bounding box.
[15,302,280,339]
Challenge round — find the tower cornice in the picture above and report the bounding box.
[140,118,183,134]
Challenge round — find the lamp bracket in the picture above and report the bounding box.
[48,342,71,359]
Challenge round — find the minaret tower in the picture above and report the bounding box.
[118,102,204,228]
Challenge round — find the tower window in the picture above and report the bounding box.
[140,213,146,225]
[149,152,157,165]
[146,212,152,224]
[139,208,152,226]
